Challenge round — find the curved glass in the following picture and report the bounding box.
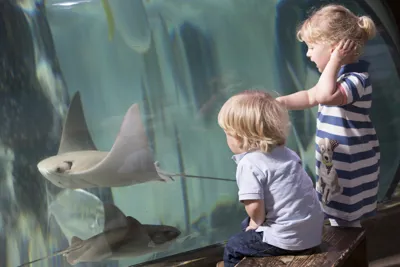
[1,0,399,266]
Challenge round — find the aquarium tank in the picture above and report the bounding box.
[0,0,399,266]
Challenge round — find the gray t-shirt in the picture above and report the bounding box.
[232,146,324,250]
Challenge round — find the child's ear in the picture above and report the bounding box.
[235,136,243,145]
[235,135,244,148]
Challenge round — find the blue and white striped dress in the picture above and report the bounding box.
[316,60,380,222]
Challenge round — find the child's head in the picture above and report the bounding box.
[217,90,289,154]
[297,4,376,71]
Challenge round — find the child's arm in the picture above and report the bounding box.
[236,163,267,231]
[276,87,318,110]
[277,40,357,109]
[313,58,344,105]
[313,40,356,105]
[243,199,265,231]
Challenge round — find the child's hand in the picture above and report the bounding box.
[245,225,258,231]
[331,39,357,63]
[245,219,259,231]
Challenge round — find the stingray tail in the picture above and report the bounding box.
[154,162,234,183]
[174,173,235,182]
[154,161,175,182]
[16,249,67,267]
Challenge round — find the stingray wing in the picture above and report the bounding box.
[65,215,137,264]
[58,91,97,154]
[87,103,161,185]
[103,203,129,231]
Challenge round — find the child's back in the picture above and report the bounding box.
[235,146,323,250]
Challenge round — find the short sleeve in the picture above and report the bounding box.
[337,73,366,105]
[236,163,265,201]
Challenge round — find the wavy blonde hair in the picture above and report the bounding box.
[297,4,376,53]
[218,90,289,153]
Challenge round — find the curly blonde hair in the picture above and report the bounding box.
[218,90,289,153]
[297,4,376,52]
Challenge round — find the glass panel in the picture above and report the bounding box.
[1,0,399,266]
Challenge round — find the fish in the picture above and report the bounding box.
[37,91,234,189]
[17,215,181,266]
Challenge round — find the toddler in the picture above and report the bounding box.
[216,90,324,267]
[276,4,379,227]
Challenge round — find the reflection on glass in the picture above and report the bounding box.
[1,0,399,266]
[19,189,181,266]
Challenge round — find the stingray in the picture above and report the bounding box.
[37,91,234,189]
[17,215,181,266]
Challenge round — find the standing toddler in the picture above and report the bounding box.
[277,4,379,227]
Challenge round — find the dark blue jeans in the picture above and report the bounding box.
[223,218,306,267]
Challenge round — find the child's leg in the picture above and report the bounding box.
[329,218,361,228]
[223,230,292,267]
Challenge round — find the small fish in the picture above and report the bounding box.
[37,92,234,189]
[17,216,181,266]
